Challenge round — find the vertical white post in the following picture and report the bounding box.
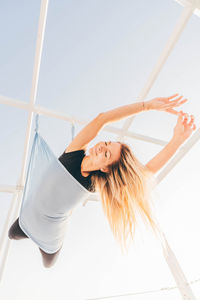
[0,0,49,282]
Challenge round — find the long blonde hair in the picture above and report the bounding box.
[90,142,159,252]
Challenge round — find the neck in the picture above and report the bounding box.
[81,155,97,176]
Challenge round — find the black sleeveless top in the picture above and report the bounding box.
[58,150,95,193]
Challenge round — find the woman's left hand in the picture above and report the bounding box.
[146,93,188,115]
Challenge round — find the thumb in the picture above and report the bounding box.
[177,111,184,121]
[166,108,179,115]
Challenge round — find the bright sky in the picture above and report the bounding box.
[0,1,200,299]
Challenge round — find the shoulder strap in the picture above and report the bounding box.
[35,113,39,133]
[71,122,75,141]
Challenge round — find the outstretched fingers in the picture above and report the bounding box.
[166,108,179,115]
[188,115,196,130]
[163,96,187,110]
[169,95,187,105]
[181,112,196,131]
[167,93,179,100]
[188,115,194,125]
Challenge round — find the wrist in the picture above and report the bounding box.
[143,101,151,111]
[170,136,184,148]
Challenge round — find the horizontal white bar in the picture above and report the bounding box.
[175,0,200,18]
[0,95,28,110]
[0,94,167,146]
[0,185,24,193]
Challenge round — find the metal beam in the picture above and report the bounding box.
[117,4,196,140]
[0,94,168,146]
[0,1,198,299]
[0,0,49,283]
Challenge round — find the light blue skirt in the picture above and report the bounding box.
[19,132,92,254]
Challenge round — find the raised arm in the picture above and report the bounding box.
[145,111,196,174]
[145,137,183,174]
[100,94,187,124]
[65,94,187,152]
[64,113,104,152]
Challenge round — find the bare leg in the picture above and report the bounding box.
[39,247,62,268]
[8,217,29,240]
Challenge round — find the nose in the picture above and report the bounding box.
[97,145,102,153]
[97,144,104,153]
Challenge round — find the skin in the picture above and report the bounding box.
[78,95,195,178]
[81,141,122,177]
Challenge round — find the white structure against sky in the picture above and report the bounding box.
[0,0,200,299]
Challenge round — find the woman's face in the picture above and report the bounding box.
[89,141,122,172]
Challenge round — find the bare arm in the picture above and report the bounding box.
[145,137,182,174]
[64,113,105,152]
[65,101,149,152]
[64,96,190,153]
[100,94,185,124]
[145,111,196,174]
[101,101,148,124]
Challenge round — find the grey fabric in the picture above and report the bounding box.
[19,132,93,254]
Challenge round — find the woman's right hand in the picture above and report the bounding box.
[173,111,196,144]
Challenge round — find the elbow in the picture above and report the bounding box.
[145,164,157,174]
[97,112,107,126]
[98,112,104,118]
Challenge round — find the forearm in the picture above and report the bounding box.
[145,137,182,174]
[101,101,150,124]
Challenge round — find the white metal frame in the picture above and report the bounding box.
[0,0,200,299]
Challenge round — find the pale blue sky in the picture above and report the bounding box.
[0,1,200,299]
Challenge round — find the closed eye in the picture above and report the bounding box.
[105,142,111,158]
[105,142,107,157]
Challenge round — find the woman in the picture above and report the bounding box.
[8,93,196,268]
